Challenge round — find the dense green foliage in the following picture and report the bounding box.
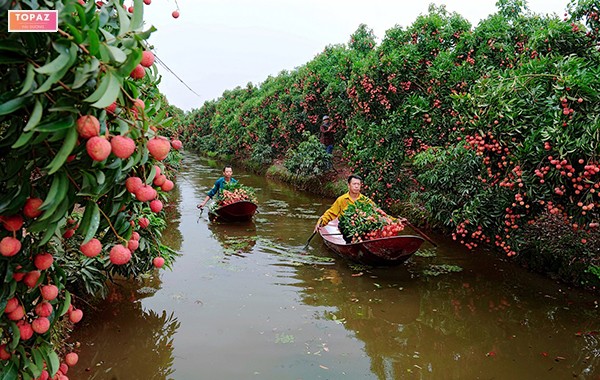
[180,0,600,288]
[0,0,184,377]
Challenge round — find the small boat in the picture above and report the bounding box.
[318,219,425,266]
[208,200,258,222]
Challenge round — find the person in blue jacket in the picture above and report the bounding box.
[197,166,238,209]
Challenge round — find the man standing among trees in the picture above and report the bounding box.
[320,115,334,155]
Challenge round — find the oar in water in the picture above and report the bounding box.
[303,231,317,250]
[404,220,437,247]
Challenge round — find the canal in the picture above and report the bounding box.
[69,155,599,379]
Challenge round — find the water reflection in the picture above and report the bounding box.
[207,220,257,256]
[70,278,180,379]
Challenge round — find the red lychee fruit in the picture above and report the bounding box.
[65,352,79,367]
[153,257,165,268]
[133,98,145,110]
[0,344,11,360]
[153,174,166,186]
[76,115,100,139]
[110,135,136,159]
[131,231,140,241]
[127,5,133,12]
[1,214,23,231]
[0,236,21,257]
[63,228,75,239]
[105,102,117,114]
[127,239,139,252]
[171,139,183,150]
[32,317,50,334]
[154,165,161,176]
[125,177,143,194]
[150,199,163,213]
[143,0,151,4]
[69,308,83,323]
[141,51,155,67]
[12,265,24,282]
[81,238,102,258]
[41,284,59,301]
[23,271,41,288]
[24,197,44,218]
[35,302,53,317]
[38,370,49,380]
[161,179,174,192]
[59,362,68,374]
[135,184,157,202]
[4,298,19,314]
[138,217,150,229]
[7,305,25,321]
[109,245,131,265]
[172,10,179,18]
[34,253,54,270]
[147,136,171,160]
[86,136,112,161]
[17,320,34,340]
[130,64,145,80]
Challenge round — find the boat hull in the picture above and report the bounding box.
[209,200,258,222]
[319,220,424,266]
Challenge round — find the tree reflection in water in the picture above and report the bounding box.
[297,262,422,380]
[68,278,180,379]
[207,220,257,257]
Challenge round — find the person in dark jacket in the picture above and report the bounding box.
[320,115,334,154]
[197,166,237,209]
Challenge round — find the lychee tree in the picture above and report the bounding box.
[0,0,181,377]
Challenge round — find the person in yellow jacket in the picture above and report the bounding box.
[314,174,375,232]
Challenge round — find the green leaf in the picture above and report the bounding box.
[0,39,26,53]
[84,70,111,103]
[45,350,60,377]
[34,50,71,75]
[115,1,131,36]
[46,127,78,174]
[84,203,101,243]
[106,45,127,63]
[130,0,144,31]
[0,96,28,116]
[65,23,84,44]
[11,132,33,149]
[91,72,122,108]
[9,322,20,350]
[79,200,97,240]
[23,99,43,132]
[18,63,36,96]
[35,115,74,133]
[98,27,116,44]
[33,43,78,94]
[39,172,68,217]
[58,290,71,317]
[88,29,100,56]
[1,360,18,380]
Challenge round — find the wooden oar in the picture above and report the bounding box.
[404,220,437,247]
[303,231,317,250]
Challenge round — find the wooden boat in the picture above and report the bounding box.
[318,219,425,266]
[208,200,258,222]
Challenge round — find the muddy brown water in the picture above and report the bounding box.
[69,155,600,379]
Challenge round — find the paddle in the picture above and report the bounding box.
[404,220,438,247]
[303,231,317,250]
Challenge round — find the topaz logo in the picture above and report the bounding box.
[8,10,58,32]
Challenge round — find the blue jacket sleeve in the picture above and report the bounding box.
[207,178,222,198]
